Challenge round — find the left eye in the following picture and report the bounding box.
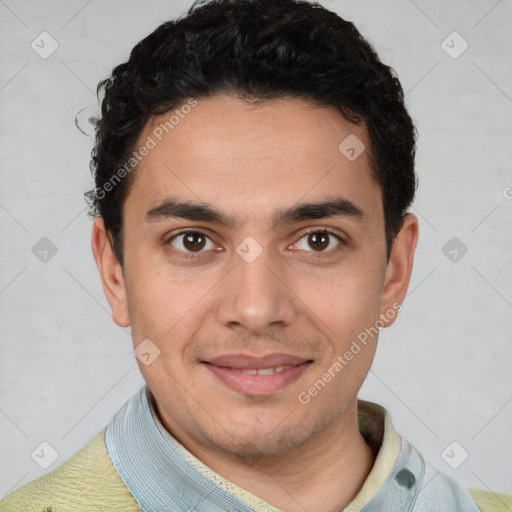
[295,231,341,252]
[169,232,216,253]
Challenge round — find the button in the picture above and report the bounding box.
[395,468,416,489]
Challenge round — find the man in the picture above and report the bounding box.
[1,0,510,510]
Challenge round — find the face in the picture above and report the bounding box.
[93,94,417,459]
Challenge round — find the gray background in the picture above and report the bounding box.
[1,0,511,500]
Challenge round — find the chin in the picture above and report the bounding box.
[200,419,316,461]
[213,436,300,460]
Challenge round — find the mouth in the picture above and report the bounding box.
[201,353,313,395]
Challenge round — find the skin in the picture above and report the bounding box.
[92,94,418,512]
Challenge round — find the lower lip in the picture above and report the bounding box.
[203,361,311,395]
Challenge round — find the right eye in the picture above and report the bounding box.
[168,231,216,253]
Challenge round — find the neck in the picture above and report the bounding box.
[161,400,375,512]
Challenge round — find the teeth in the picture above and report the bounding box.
[239,365,293,375]
[256,367,275,375]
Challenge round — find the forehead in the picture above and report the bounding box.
[124,95,381,225]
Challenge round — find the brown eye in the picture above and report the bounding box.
[170,232,214,253]
[183,233,206,251]
[295,230,341,253]
[307,232,329,251]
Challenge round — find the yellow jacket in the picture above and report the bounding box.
[1,390,510,512]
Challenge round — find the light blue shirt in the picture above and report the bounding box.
[105,387,482,511]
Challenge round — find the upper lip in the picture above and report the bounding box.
[204,353,311,369]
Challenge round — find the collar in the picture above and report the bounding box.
[105,386,254,512]
[104,386,476,512]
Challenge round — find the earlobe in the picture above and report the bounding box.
[91,218,130,327]
[379,213,419,328]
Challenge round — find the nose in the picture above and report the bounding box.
[216,247,297,335]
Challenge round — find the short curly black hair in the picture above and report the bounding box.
[87,0,417,266]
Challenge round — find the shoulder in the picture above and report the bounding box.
[415,463,511,512]
[0,429,140,512]
[468,488,512,512]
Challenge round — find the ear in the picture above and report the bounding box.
[91,217,130,327]
[379,213,418,328]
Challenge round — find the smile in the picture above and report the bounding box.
[202,358,312,395]
[231,365,293,375]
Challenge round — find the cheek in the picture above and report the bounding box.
[294,266,384,388]
[125,260,214,347]
[294,261,384,330]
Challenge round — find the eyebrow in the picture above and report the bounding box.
[145,196,366,227]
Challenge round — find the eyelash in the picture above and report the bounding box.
[165,228,345,258]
